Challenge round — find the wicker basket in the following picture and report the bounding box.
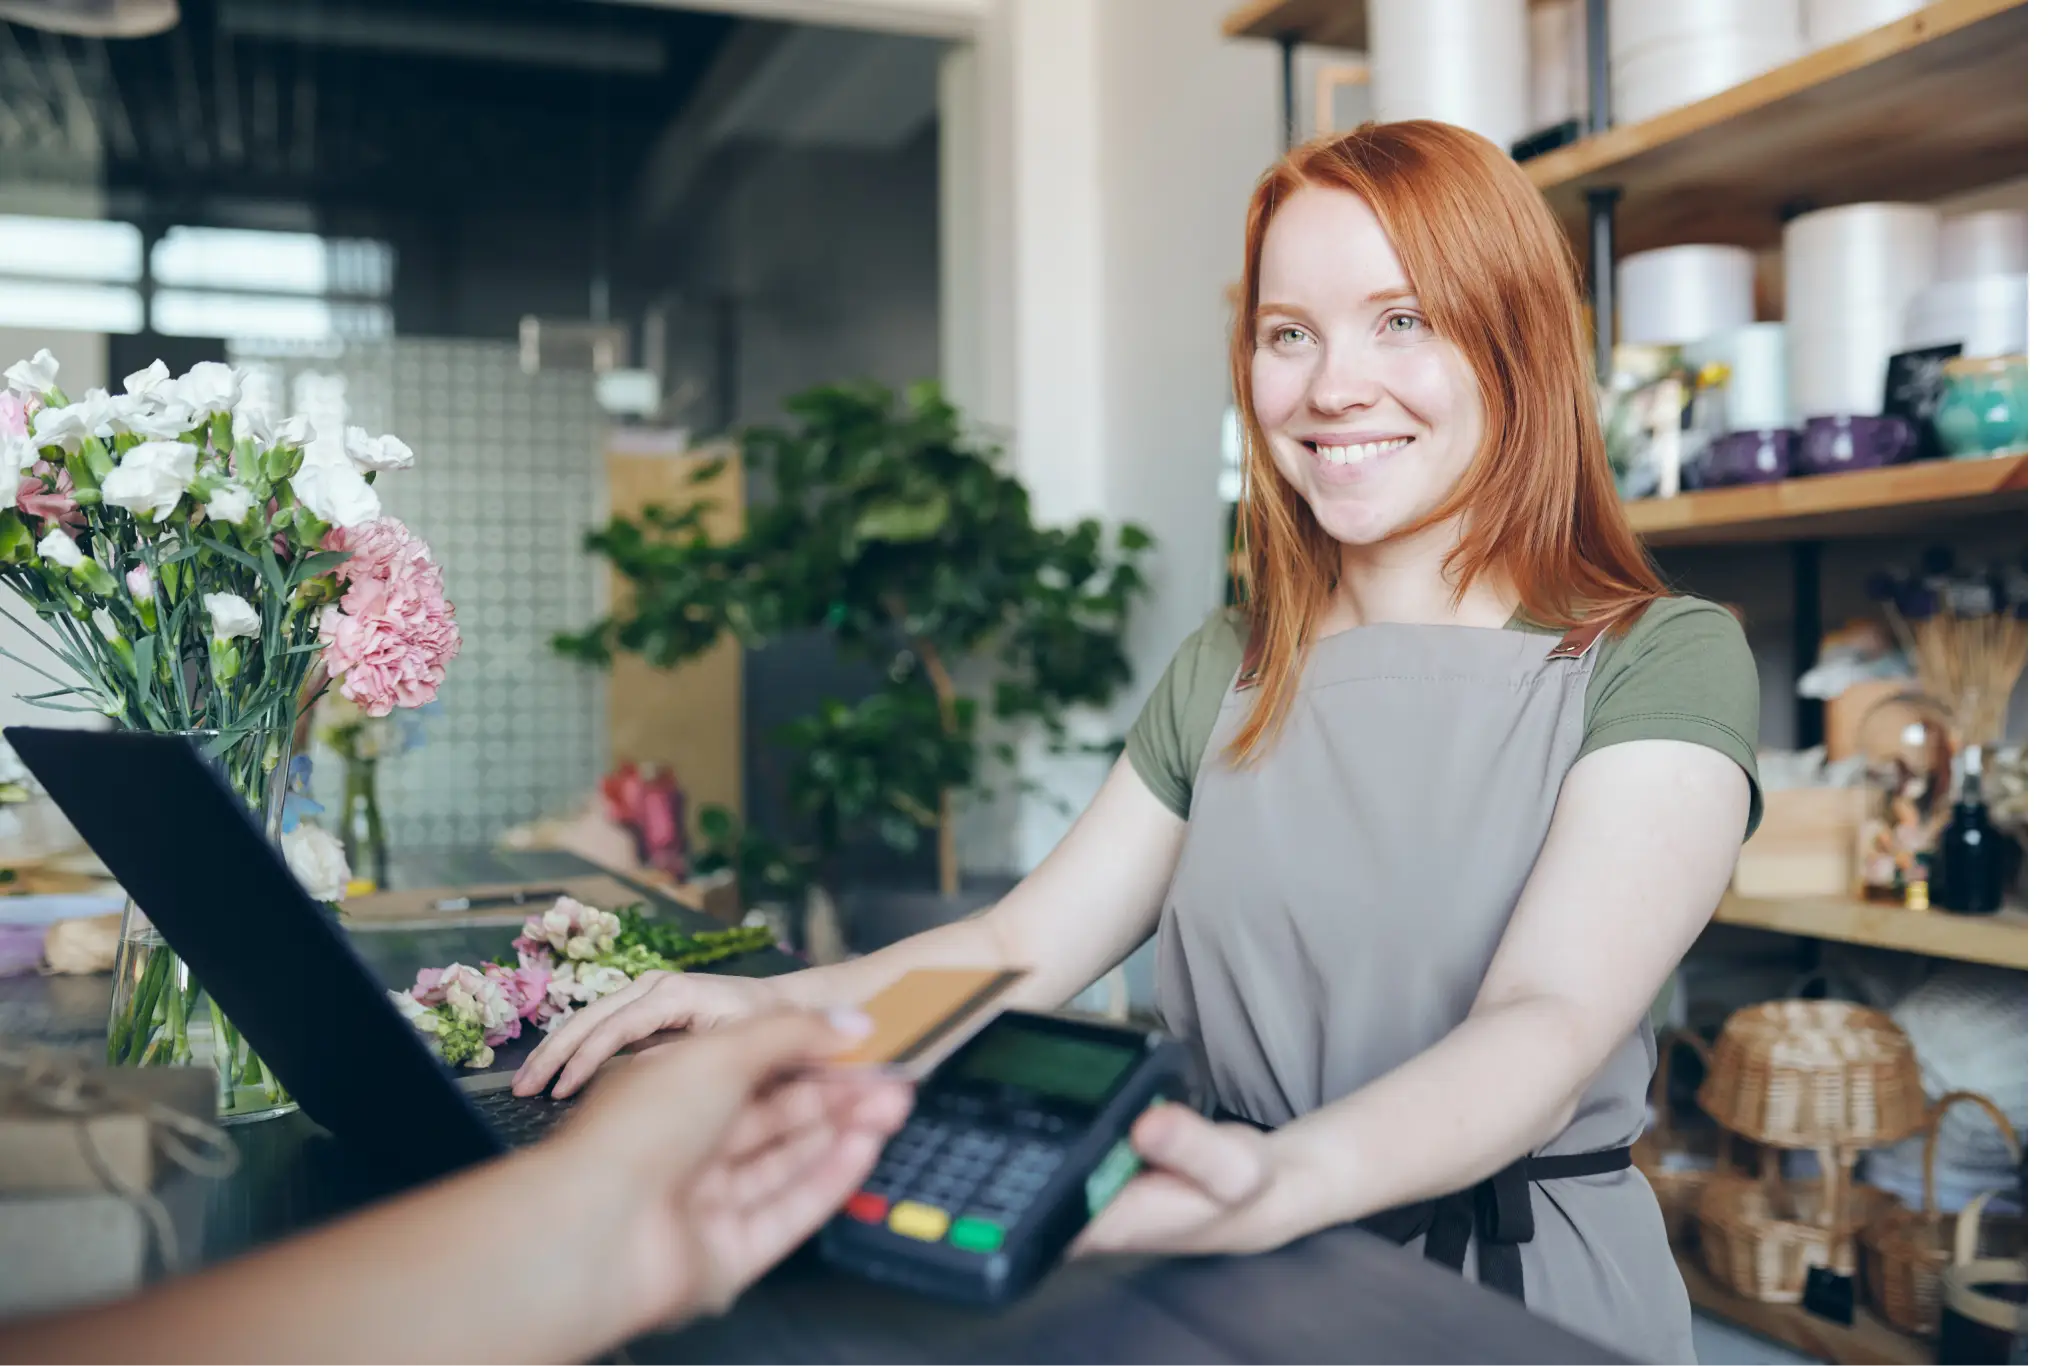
[1696,1145,1901,1303]
[1861,1091,2027,1338]
[1698,999,1927,1148]
[1633,1028,1719,1244]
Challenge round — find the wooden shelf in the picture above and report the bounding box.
[1678,1250,1932,1366]
[1627,453,2026,548]
[1221,0,1366,48]
[1527,0,2027,257]
[1714,893,2027,970]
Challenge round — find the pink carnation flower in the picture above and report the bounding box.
[15,462,82,526]
[318,517,461,717]
[0,392,27,439]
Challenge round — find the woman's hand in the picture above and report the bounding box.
[513,969,783,1098]
[1071,1104,1290,1259]
[553,1008,914,1333]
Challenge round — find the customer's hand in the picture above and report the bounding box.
[1070,1103,1283,1259]
[553,1007,913,1333]
[513,969,782,1098]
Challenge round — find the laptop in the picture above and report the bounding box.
[7,725,586,1189]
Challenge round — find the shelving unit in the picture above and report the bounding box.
[1628,453,2027,548]
[1526,0,2027,256]
[1677,1252,1933,1366]
[1715,893,2027,970]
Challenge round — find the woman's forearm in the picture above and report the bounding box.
[1260,996,1600,1241]
[767,758,1183,1017]
[762,911,1021,1009]
[0,1144,653,1365]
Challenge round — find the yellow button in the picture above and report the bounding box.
[887,1202,950,1242]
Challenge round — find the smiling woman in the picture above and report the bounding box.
[511,119,1759,1366]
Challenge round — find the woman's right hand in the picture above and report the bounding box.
[513,970,787,1099]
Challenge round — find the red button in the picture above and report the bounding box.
[845,1191,889,1224]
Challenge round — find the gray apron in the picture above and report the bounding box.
[1155,620,1694,1365]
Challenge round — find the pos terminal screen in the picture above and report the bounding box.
[948,1017,1142,1108]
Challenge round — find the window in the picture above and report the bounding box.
[0,215,392,342]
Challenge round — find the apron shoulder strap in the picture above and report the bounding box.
[1545,614,1618,661]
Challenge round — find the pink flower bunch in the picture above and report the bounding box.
[485,960,556,1027]
[512,896,622,965]
[409,963,521,1048]
[318,517,461,718]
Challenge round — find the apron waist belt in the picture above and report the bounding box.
[1212,1108,1632,1303]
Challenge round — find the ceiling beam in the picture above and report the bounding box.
[628,20,788,242]
[590,0,983,42]
[217,0,671,76]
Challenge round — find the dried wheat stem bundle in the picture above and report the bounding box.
[1911,612,2027,748]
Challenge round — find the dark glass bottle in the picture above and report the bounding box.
[1938,746,2005,915]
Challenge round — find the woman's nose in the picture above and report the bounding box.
[1306,346,1387,415]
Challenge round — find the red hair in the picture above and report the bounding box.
[1226,119,1664,764]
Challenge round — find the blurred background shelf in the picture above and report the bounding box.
[1627,454,2027,548]
[1221,0,1367,48]
[1678,1251,1934,1366]
[1526,0,2026,255]
[1715,893,2027,970]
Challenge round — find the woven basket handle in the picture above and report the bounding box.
[1953,1189,1998,1268]
[1921,1090,2023,1220]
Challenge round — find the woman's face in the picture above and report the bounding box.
[1249,185,1486,547]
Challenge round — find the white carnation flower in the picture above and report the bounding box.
[122,359,169,397]
[203,591,260,640]
[171,362,241,417]
[5,350,59,398]
[101,440,198,522]
[289,447,380,529]
[204,482,258,526]
[343,426,415,474]
[36,528,81,569]
[282,822,351,903]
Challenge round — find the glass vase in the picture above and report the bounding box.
[340,755,390,892]
[105,726,298,1124]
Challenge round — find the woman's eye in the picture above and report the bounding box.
[1386,312,1428,335]
[1272,325,1310,346]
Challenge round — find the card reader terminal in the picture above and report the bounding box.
[817,1009,1189,1307]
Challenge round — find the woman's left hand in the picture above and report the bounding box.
[1071,1103,1288,1257]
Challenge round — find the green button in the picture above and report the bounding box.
[949,1217,1005,1253]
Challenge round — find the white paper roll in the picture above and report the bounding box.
[1937,210,2028,282]
[1806,0,1931,47]
[1613,0,1801,60]
[1619,245,1756,347]
[1790,325,1902,419]
[1784,203,1940,328]
[1904,275,2029,357]
[1684,323,1792,430]
[1614,29,1804,123]
[1528,0,1587,132]
[1370,0,1530,149]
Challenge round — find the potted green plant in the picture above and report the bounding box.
[554,380,1152,947]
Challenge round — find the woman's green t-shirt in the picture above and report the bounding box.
[1124,596,1764,837]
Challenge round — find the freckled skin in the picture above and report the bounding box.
[1249,186,1487,548]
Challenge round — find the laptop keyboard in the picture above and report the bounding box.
[470,1085,580,1146]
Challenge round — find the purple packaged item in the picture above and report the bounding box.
[0,923,42,976]
[1798,415,1917,476]
[1700,428,1799,487]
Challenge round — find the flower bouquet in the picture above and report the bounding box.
[394,895,774,1068]
[2,348,460,1121]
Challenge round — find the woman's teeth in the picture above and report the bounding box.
[1314,438,1412,465]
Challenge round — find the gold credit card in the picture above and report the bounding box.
[829,967,1027,1078]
